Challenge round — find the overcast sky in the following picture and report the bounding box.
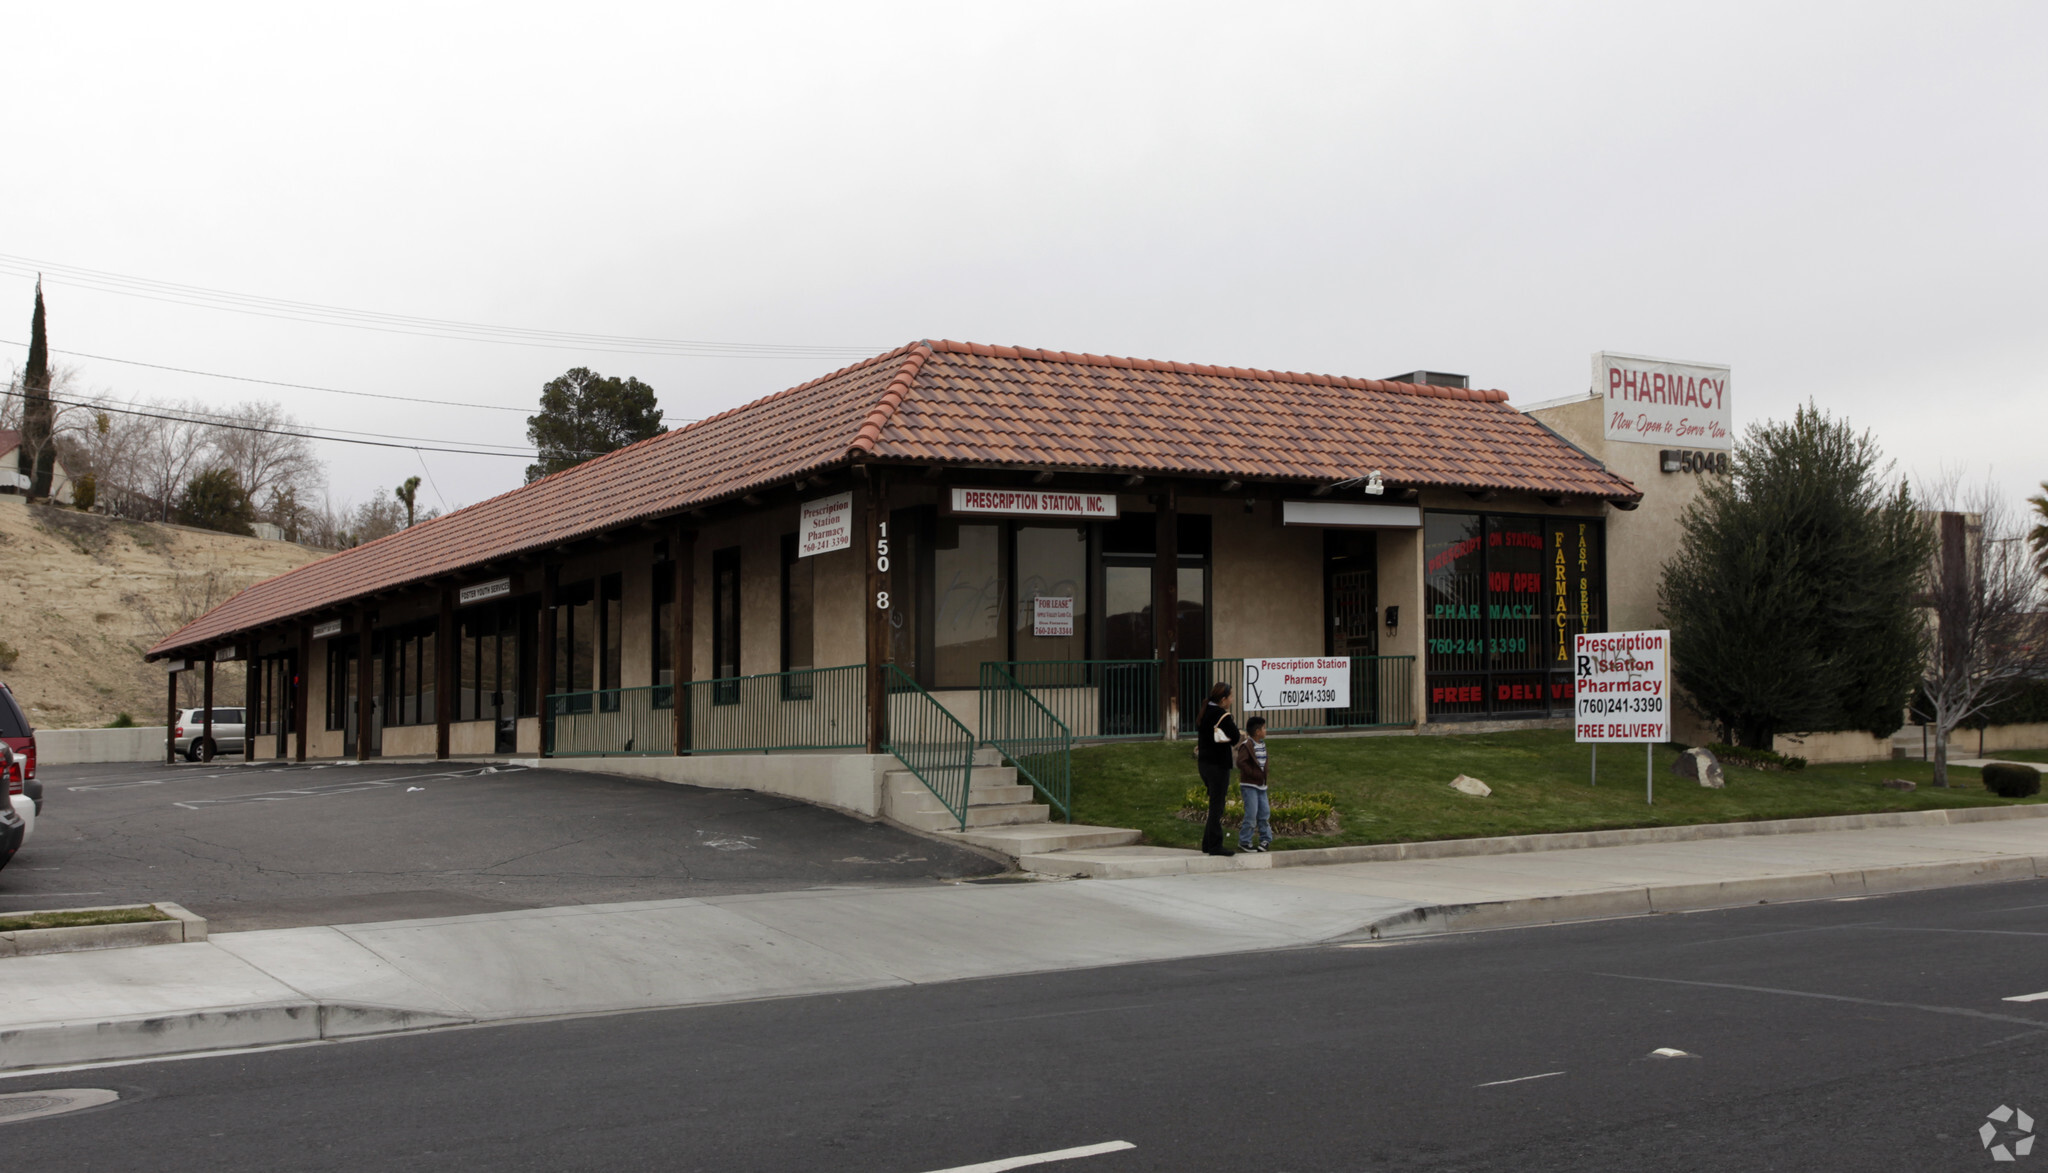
[4,2,2043,519]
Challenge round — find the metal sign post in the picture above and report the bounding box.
[1590,744,1597,787]
[1646,742,1653,805]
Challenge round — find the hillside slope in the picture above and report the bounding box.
[0,498,329,729]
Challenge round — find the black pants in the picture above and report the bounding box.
[1198,760,1232,854]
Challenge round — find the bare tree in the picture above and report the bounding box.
[206,401,323,516]
[1916,479,2048,787]
[130,399,216,523]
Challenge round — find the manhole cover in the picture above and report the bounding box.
[0,1089,119,1124]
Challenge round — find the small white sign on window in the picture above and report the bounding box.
[1032,596,1075,638]
[799,491,853,557]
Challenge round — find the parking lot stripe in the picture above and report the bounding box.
[920,1140,1136,1172]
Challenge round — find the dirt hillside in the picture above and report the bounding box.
[0,498,329,729]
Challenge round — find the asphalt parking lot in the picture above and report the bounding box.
[2,760,1004,930]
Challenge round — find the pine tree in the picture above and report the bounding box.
[524,368,665,483]
[21,280,56,500]
[1660,404,1935,748]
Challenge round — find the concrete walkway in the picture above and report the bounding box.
[3,811,2046,1072]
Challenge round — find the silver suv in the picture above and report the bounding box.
[174,707,246,761]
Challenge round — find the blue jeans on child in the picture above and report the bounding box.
[1238,784,1270,849]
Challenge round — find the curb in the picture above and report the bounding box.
[0,903,208,960]
[1352,852,2048,940]
[0,1001,474,1072]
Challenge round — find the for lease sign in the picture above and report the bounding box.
[1243,657,1351,712]
[799,492,853,557]
[1596,352,1731,450]
[1574,629,1670,743]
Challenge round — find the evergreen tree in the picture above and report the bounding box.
[21,280,56,500]
[177,466,256,535]
[1660,404,1934,747]
[524,367,665,483]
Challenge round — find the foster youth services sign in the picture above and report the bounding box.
[1573,629,1670,743]
[1595,352,1731,450]
[1243,657,1351,712]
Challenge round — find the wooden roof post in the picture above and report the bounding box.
[202,655,216,761]
[1156,485,1180,741]
[165,663,179,765]
[538,563,557,757]
[672,526,695,757]
[355,608,374,760]
[295,624,311,762]
[864,467,890,755]
[436,588,454,760]
[244,643,257,763]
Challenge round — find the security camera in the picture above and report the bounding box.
[1364,471,1385,496]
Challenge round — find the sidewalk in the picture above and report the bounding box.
[2,810,2045,1072]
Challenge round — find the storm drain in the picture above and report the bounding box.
[0,1089,119,1125]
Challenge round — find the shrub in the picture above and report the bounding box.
[0,638,16,671]
[105,712,135,728]
[1983,763,2043,799]
[72,473,97,513]
[1177,787,1341,837]
[1706,742,1807,772]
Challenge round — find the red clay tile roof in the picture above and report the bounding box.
[0,429,19,459]
[148,340,1638,656]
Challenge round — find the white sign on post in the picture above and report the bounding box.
[799,492,853,557]
[1573,630,1671,743]
[1242,657,1351,712]
[1032,596,1074,637]
[1595,352,1731,450]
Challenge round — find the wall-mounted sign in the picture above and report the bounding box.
[950,487,1119,519]
[459,577,512,606]
[1032,596,1075,637]
[214,645,241,662]
[1573,629,1670,742]
[163,659,190,674]
[1281,500,1421,528]
[311,619,344,640]
[1595,352,1731,451]
[1243,656,1351,712]
[799,491,853,557]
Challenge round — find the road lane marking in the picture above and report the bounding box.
[1597,972,2048,1028]
[2003,991,2048,1003]
[1476,1071,1564,1088]
[920,1140,1136,1172]
[172,766,524,809]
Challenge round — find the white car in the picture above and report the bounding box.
[173,707,247,762]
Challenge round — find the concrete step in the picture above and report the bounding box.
[944,823,1143,858]
[1018,845,1269,879]
[884,766,1019,794]
[964,783,1037,806]
[888,800,1048,832]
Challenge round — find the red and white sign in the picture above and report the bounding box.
[950,487,1119,519]
[1596,352,1731,451]
[1032,596,1075,637]
[1243,656,1351,712]
[798,491,853,557]
[1573,629,1670,743]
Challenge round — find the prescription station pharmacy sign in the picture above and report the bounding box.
[1243,657,1351,712]
[1596,352,1731,450]
[1573,630,1670,743]
[798,492,853,557]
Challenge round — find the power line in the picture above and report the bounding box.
[0,254,883,360]
[0,387,551,460]
[0,336,530,412]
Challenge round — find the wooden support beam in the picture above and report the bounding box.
[864,468,891,754]
[165,665,179,765]
[244,643,257,763]
[295,624,311,762]
[354,609,374,760]
[1155,487,1180,741]
[202,656,216,762]
[436,587,454,760]
[538,563,557,757]
[672,526,695,757]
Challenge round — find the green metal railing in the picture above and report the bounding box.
[546,664,864,756]
[979,663,1074,821]
[884,664,977,830]
[979,655,1416,741]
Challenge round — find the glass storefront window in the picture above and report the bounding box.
[1425,512,1605,719]
[933,520,1004,688]
[1013,525,1086,663]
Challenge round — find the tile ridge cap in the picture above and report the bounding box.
[848,341,936,456]
[930,340,1512,401]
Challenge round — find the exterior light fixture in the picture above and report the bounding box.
[1364,471,1385,496]
[1660,450,1681,473]
[1384,605,1399,630]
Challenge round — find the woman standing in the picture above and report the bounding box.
[1195,682,1241,856]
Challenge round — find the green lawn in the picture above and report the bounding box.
[1068,729,2046,851]
[0,905,170,933]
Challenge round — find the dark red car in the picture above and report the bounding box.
[0,683,38,819]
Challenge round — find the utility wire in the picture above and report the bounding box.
[0,336,530,412]
[0,387,561,460]
[0,254,882,359]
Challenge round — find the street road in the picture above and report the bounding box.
[2,761,1001,928]
[3,880,2045,1170]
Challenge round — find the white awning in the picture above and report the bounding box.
[1280,500,1422,528]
